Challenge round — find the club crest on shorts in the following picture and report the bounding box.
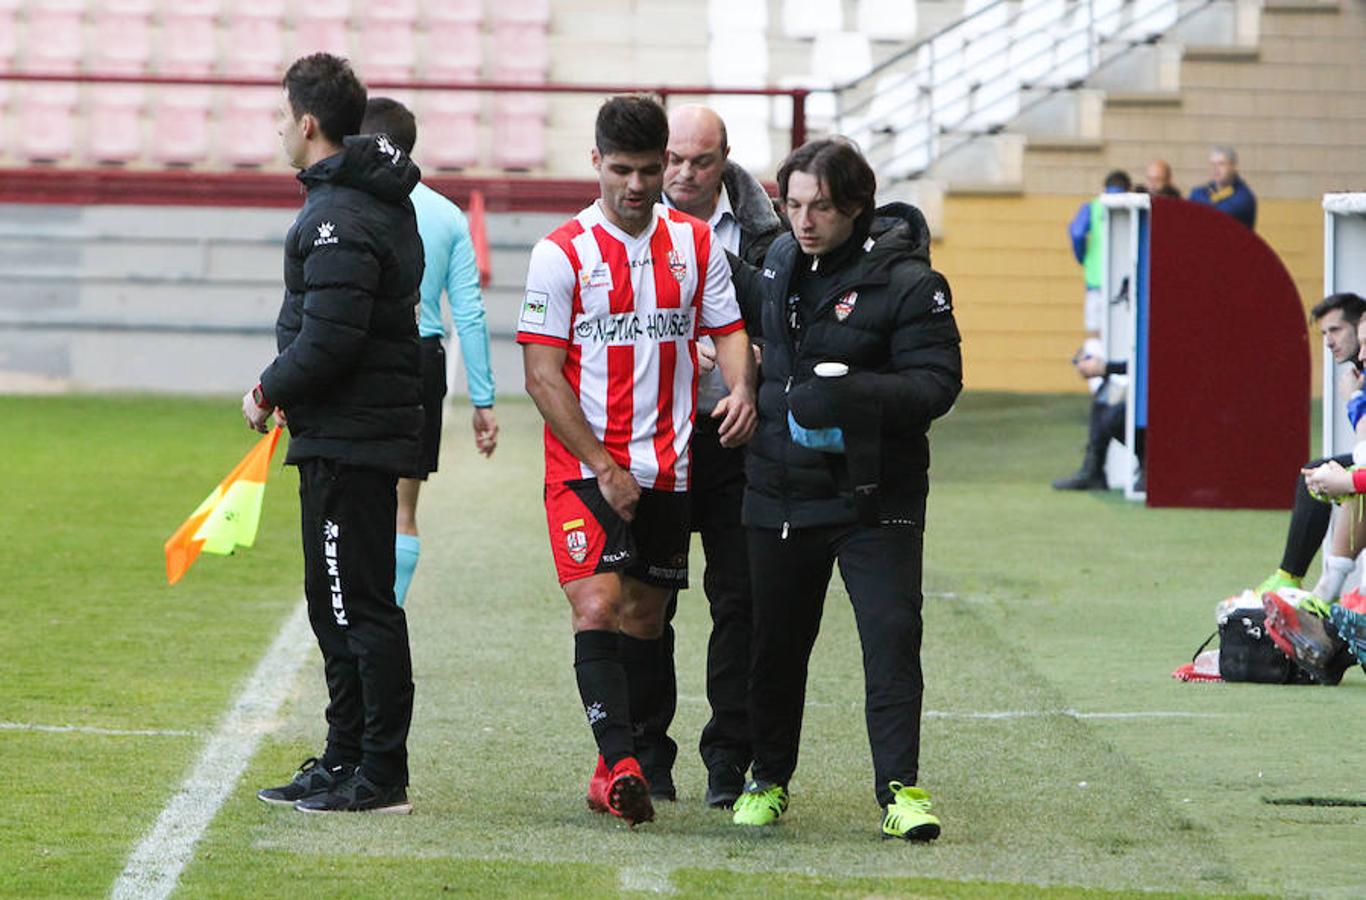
[835,290,858,321]
[565,528,588,564]
[668,249,687,283]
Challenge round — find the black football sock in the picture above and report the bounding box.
[574,629,634,767]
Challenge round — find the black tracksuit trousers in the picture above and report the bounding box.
[747,521,925,808]
[299,458,414,787]
[646,421,754,789]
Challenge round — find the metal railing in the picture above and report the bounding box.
[828,0,1223,183]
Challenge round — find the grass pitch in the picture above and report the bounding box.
[3,393,1362,898]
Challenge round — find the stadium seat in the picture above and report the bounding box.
[709,0,766,32]
[223,15,286,78]
[1126,0,1178,40]
[931,69,971,131]
[489,23,548,80]
[92,9,153,74]
[105,0,156,12]
[364,0,418,22]
[87,85,146,164]
[1053,8,1093,86]
[420,105,480,170]
[708,95,769,170]
[869,71,927,134]
[21,7,84,75]
[492,0,549,25]
[889,121,933,178]
[781,0,842,39]
[359,21,417,81]
[17,84,79,163]
[159,15,218,76]
[0,8,16,71]
[1012,0,1064,86]
[772,75,834,131]
[219,89,280,168]
[708,30,767,87]
[165,0,221,15]
[1091,0,1126,39]
[424,0,482,25]
[292,16,351,59]
[491,110,546,171]
[150,87,213,166]
[809,32,872,87]
[857,0,916,41]
[422,22,481,80]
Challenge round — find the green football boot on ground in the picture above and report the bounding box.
[731,781,788,826]
[881,782,941,841]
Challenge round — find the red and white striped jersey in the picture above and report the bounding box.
[517,201,744,491]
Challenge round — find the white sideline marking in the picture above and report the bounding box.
[619,866,676,894]
[110,600,312,900]
[679,695,1219,719]
[0,722,197,738]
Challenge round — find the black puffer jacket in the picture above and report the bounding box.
[732,203,962,529]
[259,134,424,474]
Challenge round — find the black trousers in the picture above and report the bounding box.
[646,423,753,787]
[748,521,924,808]
[1280,453,1352,576]
[299,458,414,787]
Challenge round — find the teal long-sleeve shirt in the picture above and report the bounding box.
[411,181,495,407]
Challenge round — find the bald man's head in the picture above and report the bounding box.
[1145,159,1172,193]
[664,104,730,219]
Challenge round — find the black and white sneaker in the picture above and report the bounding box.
[257,757,353,806]
[705,764,745,810]
[294,769,412,815]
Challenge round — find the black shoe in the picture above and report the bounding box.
[705,765,745,809]
[294,769,412,814]
[649,774,677,802]
[1051,469,1107,490]
[257,757,353,806]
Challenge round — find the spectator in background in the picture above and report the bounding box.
[1142,159,1181,198]
[1069,170,1131,337]
[360,98,498,610]
[1189,145,1256,230]
[1051,348,1142,491]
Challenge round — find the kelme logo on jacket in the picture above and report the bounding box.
[376,134,403,166]
[314,221,339,247]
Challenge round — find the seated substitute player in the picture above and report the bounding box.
[359,97,499,608]
[1254,293,1366,602]
[517,95,757,826]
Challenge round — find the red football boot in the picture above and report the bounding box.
[586,755,611,813]
[606,756,654,826]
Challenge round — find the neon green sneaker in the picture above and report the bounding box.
[881,782,941,841]
[731,782,788,826]
[1255,569,1302,596]
[1297,594,1334,619]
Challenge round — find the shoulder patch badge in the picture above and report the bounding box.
[520,290,548,326]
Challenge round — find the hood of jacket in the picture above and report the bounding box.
[862,201,932,269]
[296,133,422,203]
[721,159,782,236]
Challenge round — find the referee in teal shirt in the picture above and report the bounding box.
[363,98,499,607]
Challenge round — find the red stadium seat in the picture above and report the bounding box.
[491,109,545,171]
[421,22,481,80]
[159,15,218,76]
[219,89,280,168]
[163,0,221,14]
[17,84,79,163]
[0,7,16,71]
[22,8,84,75]
[150,86,213,165]
[91,10,153,75]
[424,0,481,25]
[292,16,352,59]
[359,21,417,81]
[420,103,481,171]
[492,0,549,25]
[364,0,419,23]
[223,15,286,78]
[87,85,147,164]
[489,23,547,80]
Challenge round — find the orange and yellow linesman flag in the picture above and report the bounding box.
[164,427,283,585]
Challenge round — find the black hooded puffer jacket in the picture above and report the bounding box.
[732,202,963,530]
[260,133,425,474]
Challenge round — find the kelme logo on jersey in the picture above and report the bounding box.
[668,249,687,283]
[520,290,548,326]
[835,291,858,322]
